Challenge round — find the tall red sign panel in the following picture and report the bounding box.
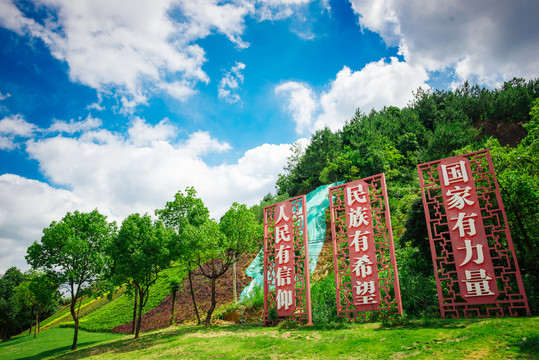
[329,174,402,321]
[418,150,530,318]
[263,195,312,325]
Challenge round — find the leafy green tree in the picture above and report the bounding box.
[0,267,24,341]
[26,210,116,350]
[220,203,262,303]
[15,280,35,335]
[28,271,58,337]
[184,219,229,326]
[110,213,174,338]
[168,278,181,326]
[155,187,210,325]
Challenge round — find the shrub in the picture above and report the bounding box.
[310,273,338,324]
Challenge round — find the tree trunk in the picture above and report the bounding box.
[70,299,79,350]
[135,290,144,339]
[170,290,176,326]
[188,269,201,325]
[34,311,38,338]
[29,308,33,335]
[131,294,137,334]
[233,256,237,303]
[205,277,217,326]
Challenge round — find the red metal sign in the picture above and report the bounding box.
[439,157,498,303]
[418,150,530,318]
[273,201,296,316]
[343,180,380,309]
[330,174,402,321]
[263,195,312,325]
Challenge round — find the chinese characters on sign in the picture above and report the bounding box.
[274,202,296,315]
[330,174,402,321]
[418,150,530,318]
[344,180,380,308]
[263,196,312,326]
[439,158,498,303]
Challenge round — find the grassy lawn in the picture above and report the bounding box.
[0,327,128,360]
[1,317,537,359]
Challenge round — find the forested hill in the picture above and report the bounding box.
[271,78,539,315]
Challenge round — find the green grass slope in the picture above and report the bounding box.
[0,327,126,360]
[1,317,537,359]
[77,265,187,332]
[39,264,187,333]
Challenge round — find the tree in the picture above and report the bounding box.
[220,202,261,303]
[155,187,209,325]
[110,213,174,338]
[185,219,227,326]
[168,278,181,326]
[28,271,58,337]
[15,270,58,338]
[0,267,24,341]
[15,280,35,336]
[26,210,116,350]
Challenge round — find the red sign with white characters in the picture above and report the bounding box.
[273,200,296,316]
[438,157,498,303]
[343,180,380,309]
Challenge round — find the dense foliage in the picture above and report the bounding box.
[25,210,116,349]
[276,78,539,316]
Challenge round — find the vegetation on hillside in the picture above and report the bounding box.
[275,78,539,316]
[1,317,537,359]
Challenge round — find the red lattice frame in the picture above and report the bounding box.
[418,149,530,318]
[263,195,313,326]
[329,174,403,321]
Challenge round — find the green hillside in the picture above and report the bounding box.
[1,317,537,359]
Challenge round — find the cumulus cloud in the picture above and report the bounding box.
[127,117,177,146]
[0,0,318,111]
[275,81,317,133]
[278,58,429,133]
[218,62,246,104]
[48,115,102,134]
[22,118,290,220]
[0,174,84,273]
[349,0,539,86]
[0,115,37,150]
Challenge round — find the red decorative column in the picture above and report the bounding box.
[329,174,402,321]
[263,195,312,326]
[418,150,530,318]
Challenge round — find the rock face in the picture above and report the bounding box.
[111,253,257,333]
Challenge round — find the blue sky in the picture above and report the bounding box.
[1,0,538,273]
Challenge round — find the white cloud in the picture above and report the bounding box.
[275,81,317,133]
[314,59,428,130]
[182,131,232,157]
[0,1,320,111]
[21,118,290,221]
[0,0,241,107]
[218,61,246,104]
[127,117,177,146]
[348,0,539,86]
[277,58,429,133]
[0,92,11,101]
[255,0,313,21]
[0,174,85,273]
[48,115,102,134]
[0,114,37,150]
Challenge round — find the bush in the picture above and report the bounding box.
[310,273,338,324]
